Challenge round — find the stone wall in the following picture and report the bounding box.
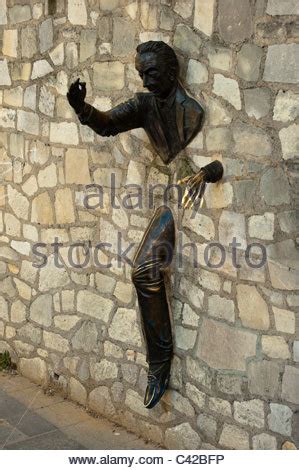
[0,0,298,450]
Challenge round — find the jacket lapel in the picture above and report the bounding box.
[175,85,186,146]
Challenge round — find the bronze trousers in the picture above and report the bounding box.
[131,205,175,365]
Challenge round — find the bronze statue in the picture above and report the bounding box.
[67,41,223,409]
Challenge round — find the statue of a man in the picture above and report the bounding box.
[67,41,223,409]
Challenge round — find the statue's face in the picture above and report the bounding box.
[135,52,176,99]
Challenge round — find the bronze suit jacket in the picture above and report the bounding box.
[78,84,204,164]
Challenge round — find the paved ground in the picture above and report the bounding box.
[0,371,160,450]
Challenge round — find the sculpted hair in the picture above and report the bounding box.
[136,41,179,78]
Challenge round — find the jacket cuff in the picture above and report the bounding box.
[77,103,93,125]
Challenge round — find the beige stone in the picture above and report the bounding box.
[90,359,118,381]
[234,399,265,429]
[65,148,91,184]
[5,212,21,237]
[194,0,215,36]
[109,308,142,347]
[219,424,249,449]
[38,163,57,188]
[55,188,75,224]
[273,307,295,334]
[196,318,256,371]
[93,62,124,91]
[50,122,79,145]
[237,285,270,330]
[88,386,115,418]
[32,192,54,225]
[262,335,290,359]
[19,357,48,385]
[77,290,114,323]
[11,299,26,323]
[4,86,23,107]
[69,377,87,406]
[165,423,201,450]
[7,186,29,220]
[43,331,69,353]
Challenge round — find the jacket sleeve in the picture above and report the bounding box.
[77,95,143,137]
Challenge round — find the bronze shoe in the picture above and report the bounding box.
[144,361,171,409]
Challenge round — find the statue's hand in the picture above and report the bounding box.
[177,170,207,210]
[67,78,86,114]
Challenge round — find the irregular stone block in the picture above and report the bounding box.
[237,285,270,330]
[69,377,87,406]
[209,396,232,417]
[19,357,48,385]
[65,148,91,184]
[264,44,299,83]
[163,390,195,417]
[279,123,299,160]
[0,59,12,86]
[219,210,246,250]
[213,74,241,110]
[208,294,235,323]
[71,321,98,353]
[218,0,253,43]
[262,335,290,359]
[236,44,263,81]
[43,331,69,353]
[0,296,9,321]
[31,60,53,79]
[268,403,292,436]
[234,399,265,429]
[109,308,142,347]
[67,0,87,25]
[233,123,271,156]
[244,88,271,119]
[93,61,124,91]
[77,291,113,323]
[174,24,202,56]
[282,366,299,405]
[0,0,7,24]
[88,386,115,418]
[186,356,213,389]
[113,18,136,57]
[8,5,31,23]
[252,433,277,450]
[273,307,295,334]
[91,359,118,381]
[266,0,299,15]
[186,59,208,85]
[196,318,256,371]
[248,360,280,399]
[174,0,193,19]
[216,374,242,395]
[194,0,215,36]
[165,423,201,450]
[40,18,53,54]
[248,213,274,240]
[50,122,79,145]
[206,127,232,151]
[3,29,18,57]
[207,46,232,71]
[30,294,52,327]
[219,424,249,449]
[260,168,290,205]
[273,90,299,122]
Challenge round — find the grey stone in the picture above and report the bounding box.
[273,90,299,122]
[268,403,292,436]
[113,18,136,56]
[121,363,138,385]
[293,341,299,362]
[30,294,53,327]
[0,296,9,321]
[69,377,87,406]
[175,326,197,351]
[43,331,69,353]
[185,383,206,409]
[262,335,290,359]
[80,30,97,62]
[216,374,242,395]
[31,60,53,79]
[282,366,299,405]
[21,27,37,59]
[237,284,270,330]
[264,44,299,83]
[218,0,253,43]
[165,423,201,450]
[236,44,263,81]
[279,124,299,160]
[71,322,98,353]
[260,168,290,205]
[160,7,174,30]
[197,413,217,442]
[244,88,271,119]
[213,74,241,110]
[219,424,249,449]
[206,128,232,151]
[219,210,246,250]
[273,307,295,334]
[77,290,113,323]
[24,85,37,111]
[93,62,124,91]
[234,180,258,209]
[19,323,42,345]
[174,24,202,57]
[186,59,208,85]
[186,357,213,389]
[98,17,111,42]
[266,0,299,15]
[208,97,232,125]
[208,295,235,323]
[91,359,118,381]
[233,123,271,157]
[278,210,299,234]
[9,5,31,23]
[196,318,256,371]
[0,0,7,24]
[209,396,232,417]
[248,360,280,399]
[125,389,149,418]
[163,390,195,417]
[66,43,78,69]
[252,433,277,450]
[39,18,53,53]
[39,86,55,117]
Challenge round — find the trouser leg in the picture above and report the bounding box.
[131,205,175,365]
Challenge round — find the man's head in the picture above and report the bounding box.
[135,41,179,99]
